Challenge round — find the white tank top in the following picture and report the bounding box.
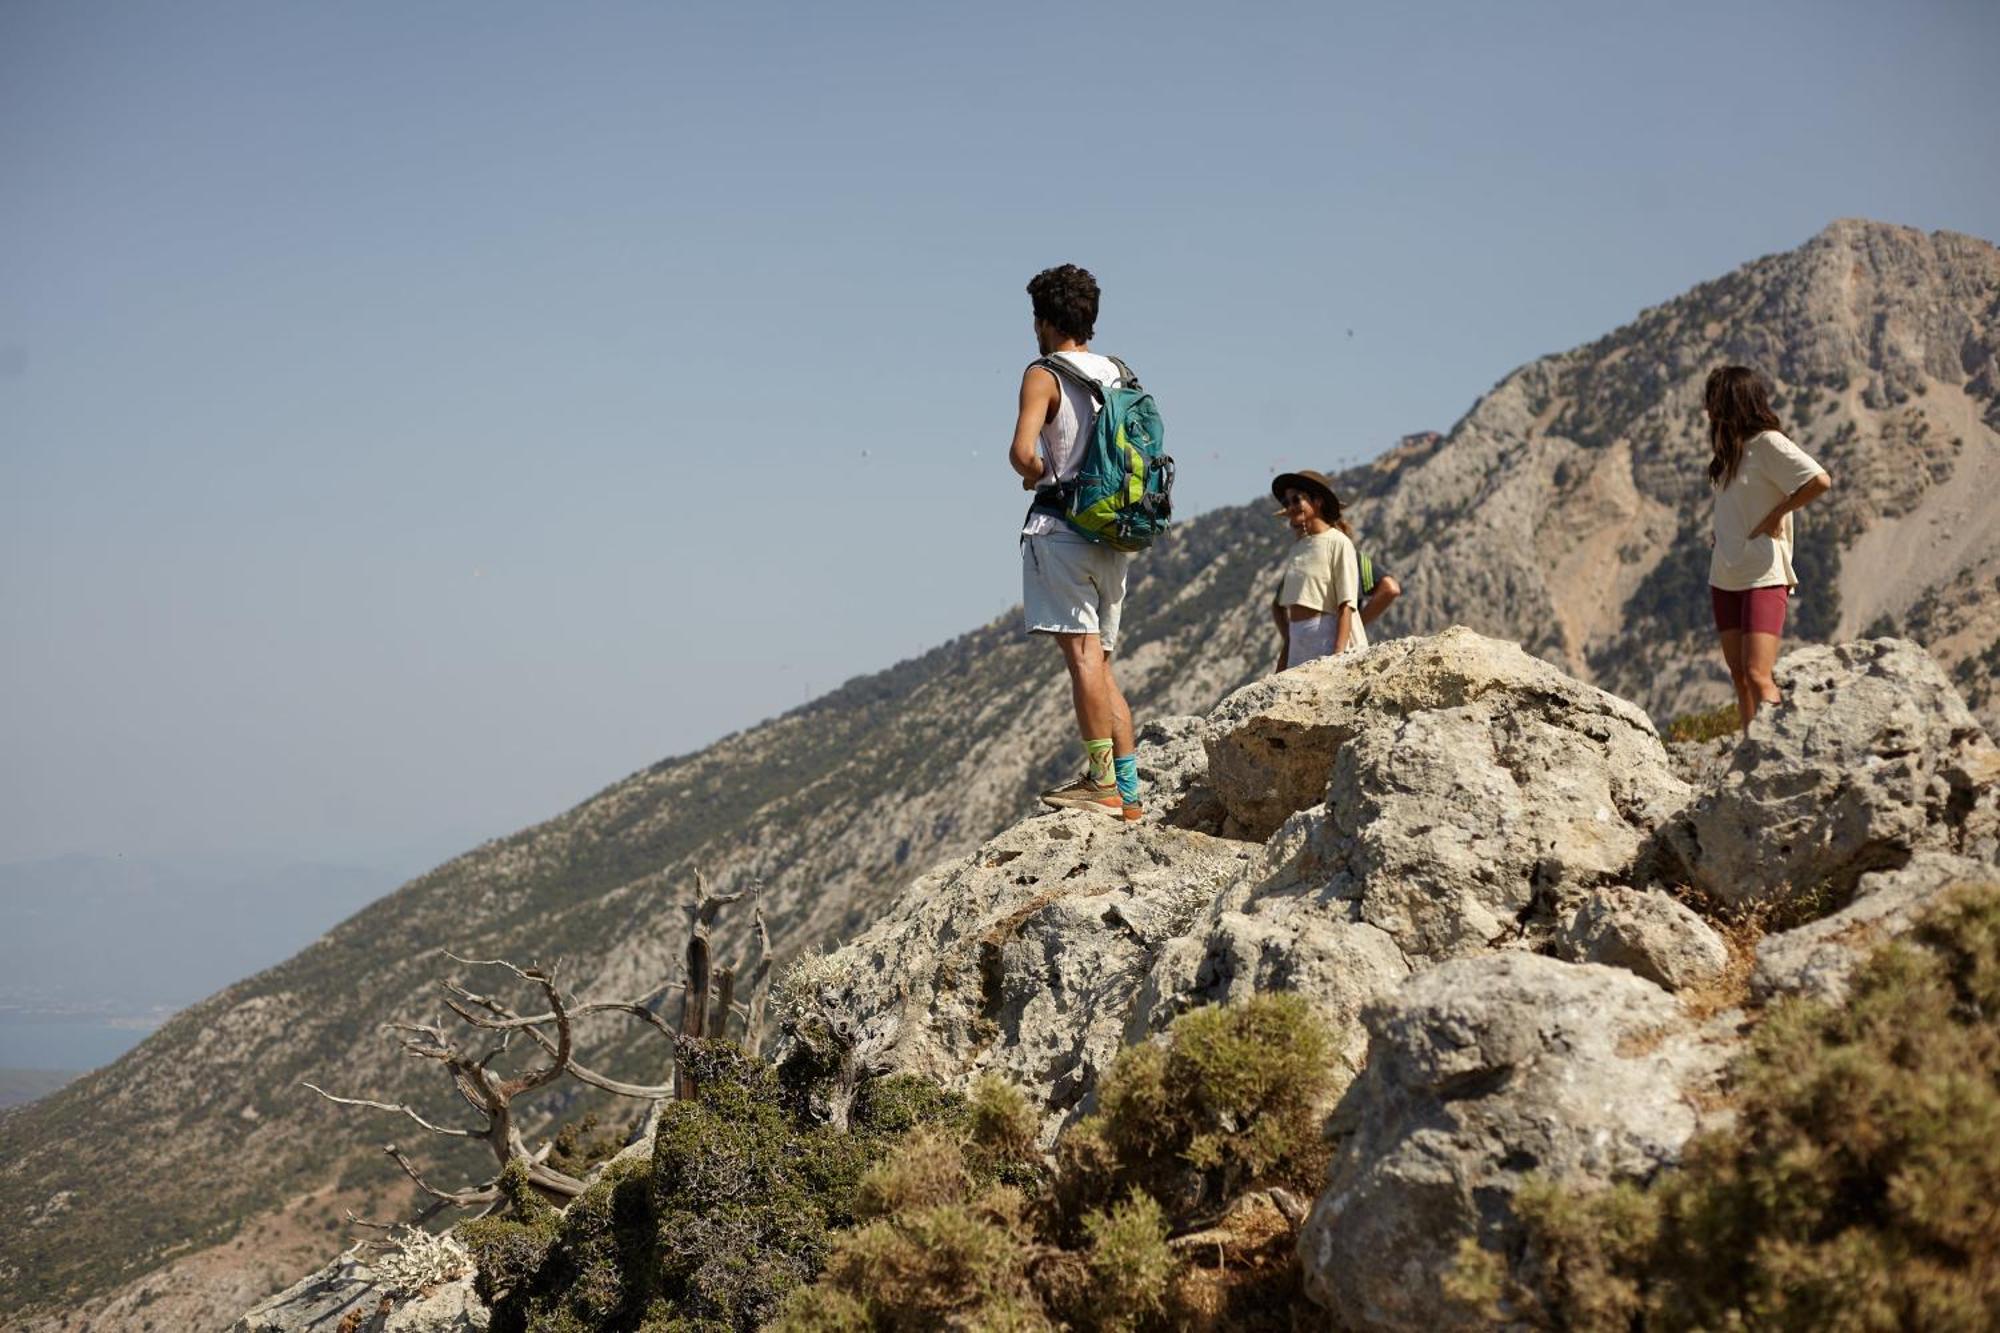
[1022,350,1121,537]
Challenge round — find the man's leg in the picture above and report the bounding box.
[1044,634,1138,817]
[1099,649,1135,754]
[1102,648,1142,814]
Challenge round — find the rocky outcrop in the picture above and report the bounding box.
[1134,713,1227,831]
[814,628,1693,1127]
[232,1253,487,1333]
[1754,850,2000,1002]
[1679,639,2000,908]
[1203,629,1687,845]
[236,621,2000,1333]
[1200,630,1690,969]
[809,808,1256,1130]
[1556,886,1730,993]
[1296,954,1729,1332]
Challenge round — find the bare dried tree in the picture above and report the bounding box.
[303,869,773,1222]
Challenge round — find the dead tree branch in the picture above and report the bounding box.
[303,865,774,1226]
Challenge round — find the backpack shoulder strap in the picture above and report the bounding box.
[1104,355,1140,390]
[1034,354,1107,404]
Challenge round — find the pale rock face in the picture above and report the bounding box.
[817,629,1695,1133]
[1754,851,2000,1002]
[232,1254,488,1333]
[812,809,1257,1129]
[1557,886,1731,992]
[1296,953,1729,1333]
[1204,627,1687,845]
[1132,713,1227,831]
[1678,639,2000,907]
[1199,629,1690,966]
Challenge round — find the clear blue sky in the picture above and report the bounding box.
[5,0,1997,871]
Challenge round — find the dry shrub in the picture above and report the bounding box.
[1062,992,1332,1226]
[1451,880,2000,1332]
[1664,703,1738,745]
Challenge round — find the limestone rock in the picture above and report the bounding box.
[1134,713,1227,832]
[1203,627,1687,853]
[1557,887,1730,993]
[232,1253,488,1333]
[1198,630,1691,967]
[1754,851,2000,1003]
[804,809,1257,1131]
[1133,892,1410,1092]
[1679,639,2000,908]
[1298,953,1727,1331]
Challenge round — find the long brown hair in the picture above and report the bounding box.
[1705,365,1782,487]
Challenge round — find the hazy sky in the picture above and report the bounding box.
[5,0,1997,872]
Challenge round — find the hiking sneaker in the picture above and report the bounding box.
[1040,775,1123,817]
[1120,801,1144,823]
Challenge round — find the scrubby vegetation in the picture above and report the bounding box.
[1448,880,2000,1331]
[457,1041,971,1333]
[457,994,1333,1332]
[1663,702,1739,745]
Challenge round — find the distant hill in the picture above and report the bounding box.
[6,219,1996,1331]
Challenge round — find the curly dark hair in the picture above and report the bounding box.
[1026,264,1099,342]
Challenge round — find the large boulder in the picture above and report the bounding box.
[1203,627,1686,843]
[1297,953,1729,1332]
[1556,886,1731,993]
[1679,638,2000,908]
[1754,851,2000,1003]
[1194,630,1691,967]
[799,809,1255,1132]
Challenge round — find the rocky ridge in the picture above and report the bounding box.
[793,628,1999,1330]
[8,219,1999,1329]
[238,626,1999,1331]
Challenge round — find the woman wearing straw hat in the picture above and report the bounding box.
[1270,469,1369,672]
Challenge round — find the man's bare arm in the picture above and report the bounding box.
[1009,365,1059,488]
[1360,574,1401,627]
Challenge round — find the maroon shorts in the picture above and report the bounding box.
[1711,584,1788,636]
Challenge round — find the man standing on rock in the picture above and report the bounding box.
[1007,264,1144,822]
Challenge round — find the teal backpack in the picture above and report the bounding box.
[1028,355,1174,552]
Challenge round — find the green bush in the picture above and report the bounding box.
[1664,702,1738,744]
[1062,992,1332,1226]
[772,1132,1175,1333]
[461,1040,968,1333]
[1450,880,2000,1331]
[465,998,1334,1331]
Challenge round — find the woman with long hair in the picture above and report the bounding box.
[1270,470,1369,671]
[1704,365,1833,729]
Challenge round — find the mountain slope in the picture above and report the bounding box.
[6,219,1997,1330]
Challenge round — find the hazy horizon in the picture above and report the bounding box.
[7,0,1999,886]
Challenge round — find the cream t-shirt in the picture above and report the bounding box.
[1278,528,1369,654]
[1709,430,1827,591]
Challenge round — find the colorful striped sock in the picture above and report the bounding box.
[1113,752,1140,805]
[1086,738,1114,787]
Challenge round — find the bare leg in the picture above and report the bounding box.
[1101,649,1135,755]
[1054,634,1135,755]
[1719,630,1752,731]
[1743,631,1782,723]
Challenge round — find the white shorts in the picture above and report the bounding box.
[1022,531,1132,652]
